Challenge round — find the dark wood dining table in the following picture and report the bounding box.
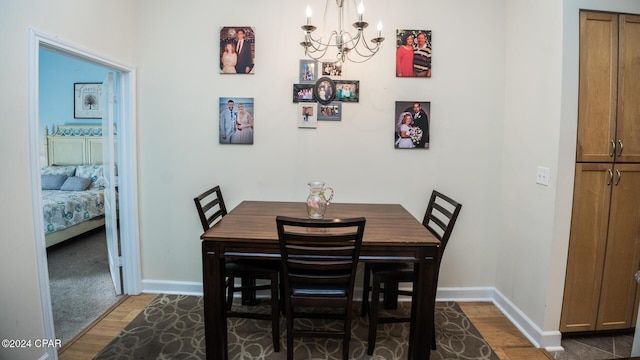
[200,201,440,360]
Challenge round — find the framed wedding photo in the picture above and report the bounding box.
[219,97,255,145]
[298,103,318,128]
[334,80,359,102]
[318,102,341,121]
[293,84,315,103]
[299,59,318,83]
[219,26,256,74]
[394,101,430,149]
[396,29,432,77]
[74,83,102,119]
[314,77,336,105]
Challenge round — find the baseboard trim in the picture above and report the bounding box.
[141,280,563,351]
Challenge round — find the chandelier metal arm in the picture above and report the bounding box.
[300,0,384,64]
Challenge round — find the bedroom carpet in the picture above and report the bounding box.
[94,294,498,360]
[47,228,123,346]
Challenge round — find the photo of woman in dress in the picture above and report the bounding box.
[231,103,254,144]
[221,43,237,74]
[396,32,414,77]
[395,112,415,148]
[394,100,430,149]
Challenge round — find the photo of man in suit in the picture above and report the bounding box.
[234,28,254,74]
[219,27,255,74]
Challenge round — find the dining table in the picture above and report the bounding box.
[200,200,440,360]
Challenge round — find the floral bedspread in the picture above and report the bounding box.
[43,190,105,235]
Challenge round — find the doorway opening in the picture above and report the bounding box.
[28,29,141,359]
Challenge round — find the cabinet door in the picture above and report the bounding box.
[616,15,640,163]
[576,12,618,162]
[560,164,612,332]
[597,164,640,330]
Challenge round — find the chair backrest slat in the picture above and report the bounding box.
[422,190,462,253]
[194,185,228,231]
[276,216,366,296]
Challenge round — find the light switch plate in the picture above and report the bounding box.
[536,166,550,186]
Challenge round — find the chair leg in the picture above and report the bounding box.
[226,276,234,311]
[361,263,371,317]
[270,272,280,352]
[343,306,353,360]
[367,274,381,355]
[431,320,436,350]
[286,305,294,360]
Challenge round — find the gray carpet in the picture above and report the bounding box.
[47,228,123,345]
[95,294,498,360]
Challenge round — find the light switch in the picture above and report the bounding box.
[536,166,550,186]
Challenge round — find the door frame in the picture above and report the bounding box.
[28,29,141,359]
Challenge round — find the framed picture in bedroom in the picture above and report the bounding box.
[396,29,432,77]
[219,26,255,74]
[74,83,102,119]
[219,97,254,144]
[318,102,341,121]
[298,103,318,128]
[394,101,430,149]
[299,59,318,83]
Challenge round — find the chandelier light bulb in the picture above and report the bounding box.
[306,5,312,24]
[377,21,382,37]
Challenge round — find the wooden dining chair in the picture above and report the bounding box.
[276,216,366,360]
[194,185,280,352]
[360,190,462,355]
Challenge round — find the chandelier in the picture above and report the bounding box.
[300,0,384,64]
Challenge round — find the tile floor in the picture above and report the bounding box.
[549,331,634,359]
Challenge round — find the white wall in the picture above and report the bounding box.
[496,0,640,347]
[135,0,506,289]
[0,1,136,359]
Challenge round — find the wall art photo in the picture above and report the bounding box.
[298,103,318,128]
[314,77,336,105]
[318,102,341,121]
[220,26,255,74]
[219,97,254,144]
[74,83,102,119]
[300,59,318,83]
[394,101,430,149]
[396,29,431,77]
[293,84,315,103]
[334,80,359,102]
[321,61,342,77]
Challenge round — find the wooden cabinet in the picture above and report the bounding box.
[576,12,640,163]
[561,164,640,332]
[562,11,640,333]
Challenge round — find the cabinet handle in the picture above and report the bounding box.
[617,140,623,157]
[607,169,613,185]
[610,140,616,157]
[615,169,621,186]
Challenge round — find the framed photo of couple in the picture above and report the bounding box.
[394,101,430,149]
[396,29,432,78]
[219,26,256,74]
[219,97,254,145]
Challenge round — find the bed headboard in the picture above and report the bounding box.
[44,125,117,166]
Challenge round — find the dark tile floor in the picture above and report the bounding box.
[550,331,634,359]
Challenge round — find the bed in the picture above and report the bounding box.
[42,125,117,248]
